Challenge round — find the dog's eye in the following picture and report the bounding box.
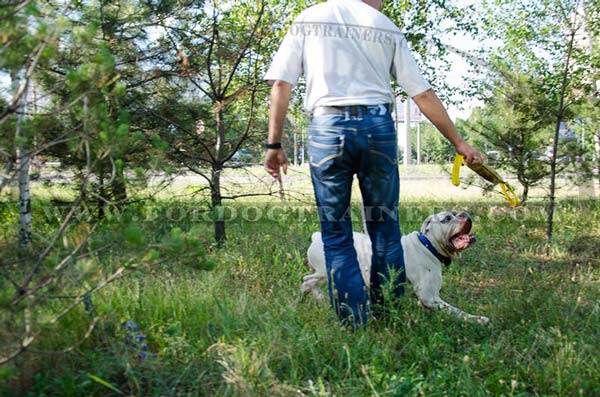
[442,215,452,223]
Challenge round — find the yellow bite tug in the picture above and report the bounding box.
[452,154,520,207]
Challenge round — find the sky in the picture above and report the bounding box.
[0,74,10,99]
[443,42,484,121]
[430,0,487,121]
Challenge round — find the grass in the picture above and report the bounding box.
[1,178,599,396]
[143,163,600,203]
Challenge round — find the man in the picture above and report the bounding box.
[264,0,483,325]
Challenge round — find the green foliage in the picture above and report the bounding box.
[465,71,549,175]
[474,0,599,238]
[416,122,456,163]
[384,0,481,100]
[462,60,594,203]
[475,0,598,118]
[123,225,145,247]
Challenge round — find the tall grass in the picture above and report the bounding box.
[1,195,599,396]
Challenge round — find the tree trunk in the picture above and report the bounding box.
[213,104,226,244]
[98,166,105,220]
[14,71,32,248]
[211,165,225,244]
[17,148,32,248]
[516,129,528,206]
[547,24,576,241]
[594,129,600,183]
[521,183,529,206]
[111,164,127,204]
[583,0,600,185]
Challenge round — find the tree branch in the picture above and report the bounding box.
[221,1,265,95]
[0,38,49,124]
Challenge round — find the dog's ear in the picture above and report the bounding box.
[421,216,432,234]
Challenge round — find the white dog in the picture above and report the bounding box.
[302,211,490,325]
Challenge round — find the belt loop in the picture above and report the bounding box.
[344,106,350,121]
[357,105,363,121]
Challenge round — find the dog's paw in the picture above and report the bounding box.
[477,316,490,326]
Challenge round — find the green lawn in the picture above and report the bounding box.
[1,184,599,396]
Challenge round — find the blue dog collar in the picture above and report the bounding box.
[417,232,452,267]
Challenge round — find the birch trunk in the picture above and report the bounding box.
[15,72,32,248]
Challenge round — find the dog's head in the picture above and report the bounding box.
[420,211,476,258]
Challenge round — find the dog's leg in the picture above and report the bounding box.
[419,296,489,325]
[301,273,327,301]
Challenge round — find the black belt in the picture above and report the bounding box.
[311,104,393,118]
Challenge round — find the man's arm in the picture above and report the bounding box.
[267,80,293,144]
[264,80,292,180]
[412,89,483,165]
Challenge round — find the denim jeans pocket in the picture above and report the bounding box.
[367,132,397,166]
[308,134,345,168]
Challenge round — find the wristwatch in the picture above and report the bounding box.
[265,142,282,149]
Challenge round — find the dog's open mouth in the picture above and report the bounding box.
[450,218,476,251]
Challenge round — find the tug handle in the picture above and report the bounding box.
[500,183,520,208]
[451,154,464,186]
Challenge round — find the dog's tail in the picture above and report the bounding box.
[357,176,368,235]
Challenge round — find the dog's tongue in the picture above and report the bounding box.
[451,234,475,250]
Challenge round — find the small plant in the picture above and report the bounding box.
[123,320,153,360]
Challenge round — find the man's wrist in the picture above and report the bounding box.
[452,137,467,149]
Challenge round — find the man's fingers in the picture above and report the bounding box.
[264,164,277,177]
[471,154,484,165]
[462,151,484,166]
[264,149,287,181]
[264,162,274,174]
[267,168,280,180]
[264,162,281,181]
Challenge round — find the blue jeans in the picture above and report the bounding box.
[307,107,405,326]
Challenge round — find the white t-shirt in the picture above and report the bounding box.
[264,0,432,111]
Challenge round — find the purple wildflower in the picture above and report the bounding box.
[124,320,139,332]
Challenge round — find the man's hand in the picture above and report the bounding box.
[264,148,288,181]
[265,80,292,181]
[455,141,484,166]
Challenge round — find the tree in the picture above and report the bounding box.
[413,121,455,164]
[476,0,599,239]
[581,0,600,179]
[0,4,54,248]
[0,0,199,367]
[133,0,300,243]
[464,66,560,205]
[33,0,171,215]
